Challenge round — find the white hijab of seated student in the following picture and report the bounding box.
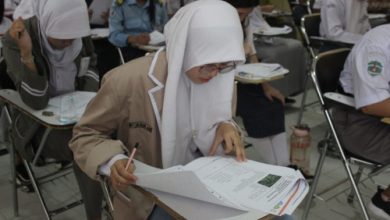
[12,0,90,96]
[160,0,245,168]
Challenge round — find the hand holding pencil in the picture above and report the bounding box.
[110,144,139,191]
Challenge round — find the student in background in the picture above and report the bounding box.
[70,1,246,219]
[319,0,370,44]
[4,0,19,17]
[248,4,307,103]
[334,24,390,220]
[108,0,168,62]
[225,0,289,167]
[3,0,102,219]
[0,0,11,35]
[88,0,120,79]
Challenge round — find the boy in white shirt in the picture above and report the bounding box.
[335,24,390,219]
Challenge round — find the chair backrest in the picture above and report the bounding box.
[300,13,321,58]
[313,48,350,95]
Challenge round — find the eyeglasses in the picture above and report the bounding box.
[199,61,236,75]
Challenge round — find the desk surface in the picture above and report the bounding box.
[235,63,289,84]
[135,44,164,52]
[0,89,96,129]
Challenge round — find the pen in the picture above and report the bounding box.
[125,143,138,171]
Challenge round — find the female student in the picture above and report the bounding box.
[108,0,168,62]
[3,0,102,219]
[70,0,246,219]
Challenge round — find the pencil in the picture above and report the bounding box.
[125,143,138,171]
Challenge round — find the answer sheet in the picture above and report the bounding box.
[134,156,308,216]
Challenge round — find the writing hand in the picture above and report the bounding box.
[208,122,246,162]
[110,159,138,191]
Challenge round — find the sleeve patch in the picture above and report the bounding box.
[367,60,383,77]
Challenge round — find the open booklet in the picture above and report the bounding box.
[235,63,289,84]
[133,156,308,216]
[254,25,292,36]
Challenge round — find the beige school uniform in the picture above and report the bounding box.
[70,51,168,219]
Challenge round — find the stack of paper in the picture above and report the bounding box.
[149,30,165,46]
[255,25,292,36]
[235,63,289,84]
[133,156,308,218]
[90,28,109,39]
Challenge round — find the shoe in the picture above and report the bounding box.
[15,164,31,185]
[285,97,296,104]
[14,164,34,193]
[369,188,390,220]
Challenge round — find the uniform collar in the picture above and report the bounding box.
[126,0,150,8]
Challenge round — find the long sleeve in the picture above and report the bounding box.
[108,6,130,47]
[2,30,50,110]
[70,73,127,179]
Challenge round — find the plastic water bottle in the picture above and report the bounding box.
[290,124,311,174]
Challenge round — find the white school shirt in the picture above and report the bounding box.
[339,24,390,109]
[319,0,370,44]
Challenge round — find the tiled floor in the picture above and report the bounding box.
[0,88,387,219]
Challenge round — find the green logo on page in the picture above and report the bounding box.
[367,61,383,76]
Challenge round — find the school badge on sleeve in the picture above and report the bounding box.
[367,61,383,76]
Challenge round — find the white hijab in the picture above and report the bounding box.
[14,0,91,96]
[161,0,245,168]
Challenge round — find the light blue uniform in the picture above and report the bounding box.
[108,0,168,47]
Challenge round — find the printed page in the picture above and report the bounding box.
[134,162,245,210]
[184,156,307,215]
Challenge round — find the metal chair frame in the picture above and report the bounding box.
[301,48,390,220]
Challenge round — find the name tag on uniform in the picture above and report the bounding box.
[78,57,91,77]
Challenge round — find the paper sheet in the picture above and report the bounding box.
[91,28,109,39]
[235,63,289,83]
[148,30,165,46]
[134,156,308,216]
[255,25,292,36]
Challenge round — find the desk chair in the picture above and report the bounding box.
[0,58,13,156]
[296,13,321,125]
[0,90,88,219]
[117,47,125,65]
[301,48,390,220]
[297,13,355,124]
